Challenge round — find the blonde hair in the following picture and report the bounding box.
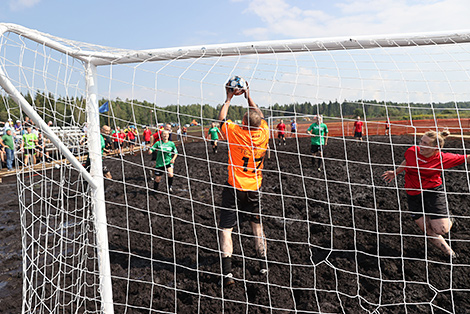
[424,129,450,148]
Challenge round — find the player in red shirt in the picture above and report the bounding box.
[353,116,364,142]
[118,129,126,156]
[383,130,469,258]
[276,120,286,146]
[127,126,137,155]
[142,126,152,150]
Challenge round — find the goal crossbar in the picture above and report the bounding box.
[2,23,470,66]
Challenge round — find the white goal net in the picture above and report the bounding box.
[1,23,470,313]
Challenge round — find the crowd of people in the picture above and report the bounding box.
[0,117,53,171]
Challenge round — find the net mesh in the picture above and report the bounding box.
[1,24,470,313]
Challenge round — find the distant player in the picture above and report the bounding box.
[290,119,297,138]
[385,119,390,135]
[276,120,286,146]
[148,130,178,194]
[353,116,364,142]
[218,80,269,287]
[207,122,222,153]
[306,115,328,172]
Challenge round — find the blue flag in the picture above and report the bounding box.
[99,101,109,113]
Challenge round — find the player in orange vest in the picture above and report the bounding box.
[217,80,269,286]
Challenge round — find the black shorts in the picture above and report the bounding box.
[154,164,173,177]
[310,145,322,154]
[354,132,362,138]
[211,140,217,146]
[219,183,261,229]
[129,138,136,143]
[278,133,285,139]
[291,129,296,133]
[407,185,448,220]
[25,148,35,156]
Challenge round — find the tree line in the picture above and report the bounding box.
[1,92,470,127]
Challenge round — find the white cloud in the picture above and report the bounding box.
[242,0,470,40]
[9,0,41,11]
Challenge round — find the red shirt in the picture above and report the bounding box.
[118,132,126,143]
[112,132,119,142]
[354,121,363,133]
[127,130,136,140]
[143,129,152,141]
[404,146,466,195]
[152,130,162,142]
[276,123,286,135]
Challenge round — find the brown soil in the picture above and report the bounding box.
[2,135,470,313]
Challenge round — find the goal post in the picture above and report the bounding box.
[2,22,470,313]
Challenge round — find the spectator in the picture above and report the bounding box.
[14,120,22,133]
[35,133,51,162]
[111,127,120,155]
[24,116,32,127]
[127,126,137,155]
[21,126,38,166]
[118,128,126,155]
[0,128,14,171]
[142,126,152,150]
[182,125,188,142]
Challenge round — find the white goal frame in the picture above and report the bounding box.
[2,22,470,313]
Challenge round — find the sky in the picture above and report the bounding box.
[2,0,470,108]
[1,0,470,50]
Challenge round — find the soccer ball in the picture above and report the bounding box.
[226,76,247,95]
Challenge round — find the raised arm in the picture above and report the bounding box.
[218,86,235,122]
[245,84,263,118]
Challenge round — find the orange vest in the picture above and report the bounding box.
[221,119,269,191]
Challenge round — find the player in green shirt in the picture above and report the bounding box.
[306,115,329,172]
[0,128,15,171]
[21,126,38,166]
[148,130,178,193]
[207,122,222,153]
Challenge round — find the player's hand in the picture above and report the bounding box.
[382,171,395,183]
[225,86,235,101]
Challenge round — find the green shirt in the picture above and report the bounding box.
[307,122,328,145]
[150,140,178,168]
[208,127,220,140]
[1,133,14,150]
[100,134,105,153]
[23,133,38,149]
